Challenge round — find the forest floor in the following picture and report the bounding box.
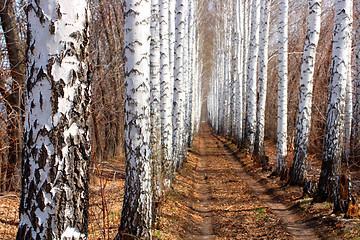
[1,123,360,239]
[153,123,360,240]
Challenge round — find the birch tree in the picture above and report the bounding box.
[289,0,322,186]
[160,0,174,188]
[17,1,91,239]
[173,0,186,169]
[150,0,163,211]
[235,0,244,143]
[182,0,190,153]
[242,0,251,141]
[168,0,176,160]
[316,0,353,207]
[116,0,152,238]
[274,0,289,178]
[254,0,271,162]
[187,0,196,144]
[246,0,261,155]
[230,0,238,138]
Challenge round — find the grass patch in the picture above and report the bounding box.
[255,207,268,218]
[298,198,312,212]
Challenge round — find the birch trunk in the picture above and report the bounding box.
[182,0,190,155]
[17,1,90,239]
[160,0,174,189]
[242,0,251,141]
[230,0,237,138]
[316,0,353,207]
[187,0,195,145]
[117,0,152,238]
[150,0,163,211]
[254,0,271,162]
[274,0,289,179]
[235,0,244,143]
[173,0,185,169]
[289,0,322,186]
[246,0,261,155]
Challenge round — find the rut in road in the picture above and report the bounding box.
[185,124,319,239]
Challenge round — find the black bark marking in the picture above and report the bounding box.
[23,155,31,181]
[26,63,37,93]
[70,31,81,40]
[56,4,62,19]
[70,69,77,86]
[31,100,35,109]
[39,92,43,110]
[49,21,55,34]
[51,78,65,114]
[35,169,41,184]
[36,190,45,211]
[27,181,36,208]
[38,144,47,169]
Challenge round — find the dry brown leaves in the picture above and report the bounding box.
[0,194,19,239]
[0,156,125,240]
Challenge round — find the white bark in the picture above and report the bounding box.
[182,0,190,152]
[254,0,271,159]
[275,0,289,177]
[187,0,196,145]
[18,1,90,239]
[246,0,261,155]
[224,8,231,137]
[290,0,322,185]
[242,0,251,141]
[230,0,237,137]
[344,71,353,160]
[160,0,173,187]
[173,0,186,168]
[150,0,162,205]
[169,0,176,87]
[117,0,152,238]
[317,0,353,203]
[344,4,353,161]
[235,0,244,142]
[169,0,176,157]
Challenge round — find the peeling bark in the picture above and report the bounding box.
[17,1,91,239]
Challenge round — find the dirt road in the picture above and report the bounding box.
[156,124,320,239]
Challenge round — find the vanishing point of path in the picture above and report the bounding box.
[184,124,320,240]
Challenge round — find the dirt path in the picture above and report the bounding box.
[183,124,320,239]
[217,138,319,240]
